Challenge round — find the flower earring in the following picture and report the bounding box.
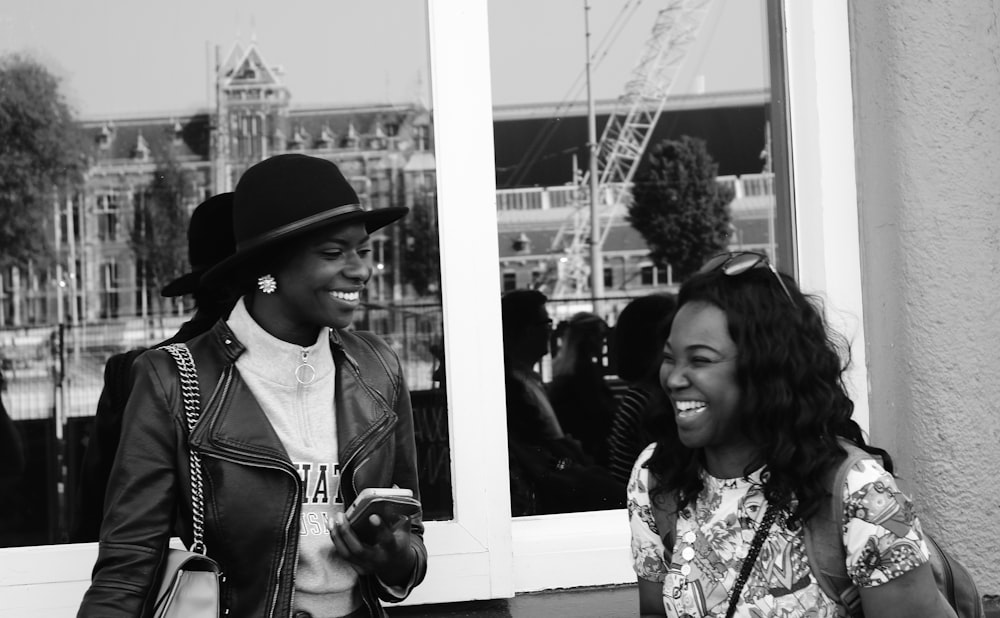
[257,274,277,294]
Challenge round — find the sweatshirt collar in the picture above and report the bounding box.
[226,296,334,387]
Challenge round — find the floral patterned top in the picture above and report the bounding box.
[628,444,929,617]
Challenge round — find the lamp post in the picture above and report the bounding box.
[584,0,604,314]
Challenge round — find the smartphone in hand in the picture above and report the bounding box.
[344,487,421,545]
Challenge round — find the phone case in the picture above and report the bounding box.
[345,489,421,545]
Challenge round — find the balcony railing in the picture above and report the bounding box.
[496,173,775,211]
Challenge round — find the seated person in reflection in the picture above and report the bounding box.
[501,290,624,516]
[605,293,676,484]
[630,252,954,617]
[548,312,617,467]
[79,155,426,618]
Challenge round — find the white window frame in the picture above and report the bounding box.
[0,0,868,613]
[782,0,869,433]
[420,0,869,598]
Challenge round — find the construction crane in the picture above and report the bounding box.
[550,0,717,298]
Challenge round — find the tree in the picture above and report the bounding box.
[0,54,86,270]
[131,151,197,311]
[401,185,441,297]
[627,136,734,280]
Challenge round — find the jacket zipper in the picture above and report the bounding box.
[338,403,394,504]
[208,451,301,618]
[339,345,394,411]
[332,341,396,501]
[203,368,302,618]
[338,346,398,618]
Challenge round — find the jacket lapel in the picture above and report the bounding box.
[193,371,291,464]
[333,338,395,466]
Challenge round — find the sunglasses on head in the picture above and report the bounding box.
[697,251,795,304]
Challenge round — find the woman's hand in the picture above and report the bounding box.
[330,511,417,586]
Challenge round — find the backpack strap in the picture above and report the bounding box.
[803,439,876,617]
[645,466,678,555]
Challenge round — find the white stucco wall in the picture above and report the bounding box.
[849,0,1000,592]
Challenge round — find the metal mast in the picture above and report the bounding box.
[585,0,603,306]
[551,0,715,297]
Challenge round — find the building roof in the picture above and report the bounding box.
[79,103,429,163]
[492,89,770,122]
[220,44,284,90]
[81,114,211,163]
[493,101,771,189]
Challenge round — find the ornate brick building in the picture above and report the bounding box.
[0,42,434,326]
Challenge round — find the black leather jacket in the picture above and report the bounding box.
[73,311,221,543]
[78,320,427,617]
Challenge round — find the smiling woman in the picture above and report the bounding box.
[660,301,746,478]
[631,256,954,617]
[200,155,408,342]
[77,155,427,617]
[252,222,376,338]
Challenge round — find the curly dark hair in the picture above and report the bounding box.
[645,263,891,527]
[611,293,677,384]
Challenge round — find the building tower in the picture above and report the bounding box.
[213,41,292,191]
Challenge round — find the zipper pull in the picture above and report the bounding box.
[295,348,316,385]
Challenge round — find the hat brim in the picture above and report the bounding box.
[160,271,204,298]
[200,205,408,287]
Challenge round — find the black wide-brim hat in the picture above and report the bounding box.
[161,192,236,297]
[201,154,408,286]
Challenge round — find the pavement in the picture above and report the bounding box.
[388,587,1000,617]
[389,586,637,618]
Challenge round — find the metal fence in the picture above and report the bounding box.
[0,303,444,424]
[0,302,451,546]
[0,295,662,545]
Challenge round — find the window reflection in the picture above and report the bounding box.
[0,1,452,547]
[489,0,787,515]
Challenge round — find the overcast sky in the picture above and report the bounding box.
[0,0,767,119]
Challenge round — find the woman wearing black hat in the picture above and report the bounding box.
[79,154,425,618]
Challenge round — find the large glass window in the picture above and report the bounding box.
[488,0,790,521]
[0,0,452,552]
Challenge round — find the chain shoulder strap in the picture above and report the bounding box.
[159,343,208,555]
[725,501,779,618]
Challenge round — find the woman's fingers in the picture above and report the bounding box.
[331,512,366,557]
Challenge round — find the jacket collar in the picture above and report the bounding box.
[191,320,395,468]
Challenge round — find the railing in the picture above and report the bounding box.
[0,302,451,546]
[0,303,444,424]
[494,185,579,211]
[497,172,776,211]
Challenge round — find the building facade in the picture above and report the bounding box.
[1,55,776,328]
[0,41,435,327]
[494,172,776,302]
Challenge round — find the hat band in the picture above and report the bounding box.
[236,203,364,253]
